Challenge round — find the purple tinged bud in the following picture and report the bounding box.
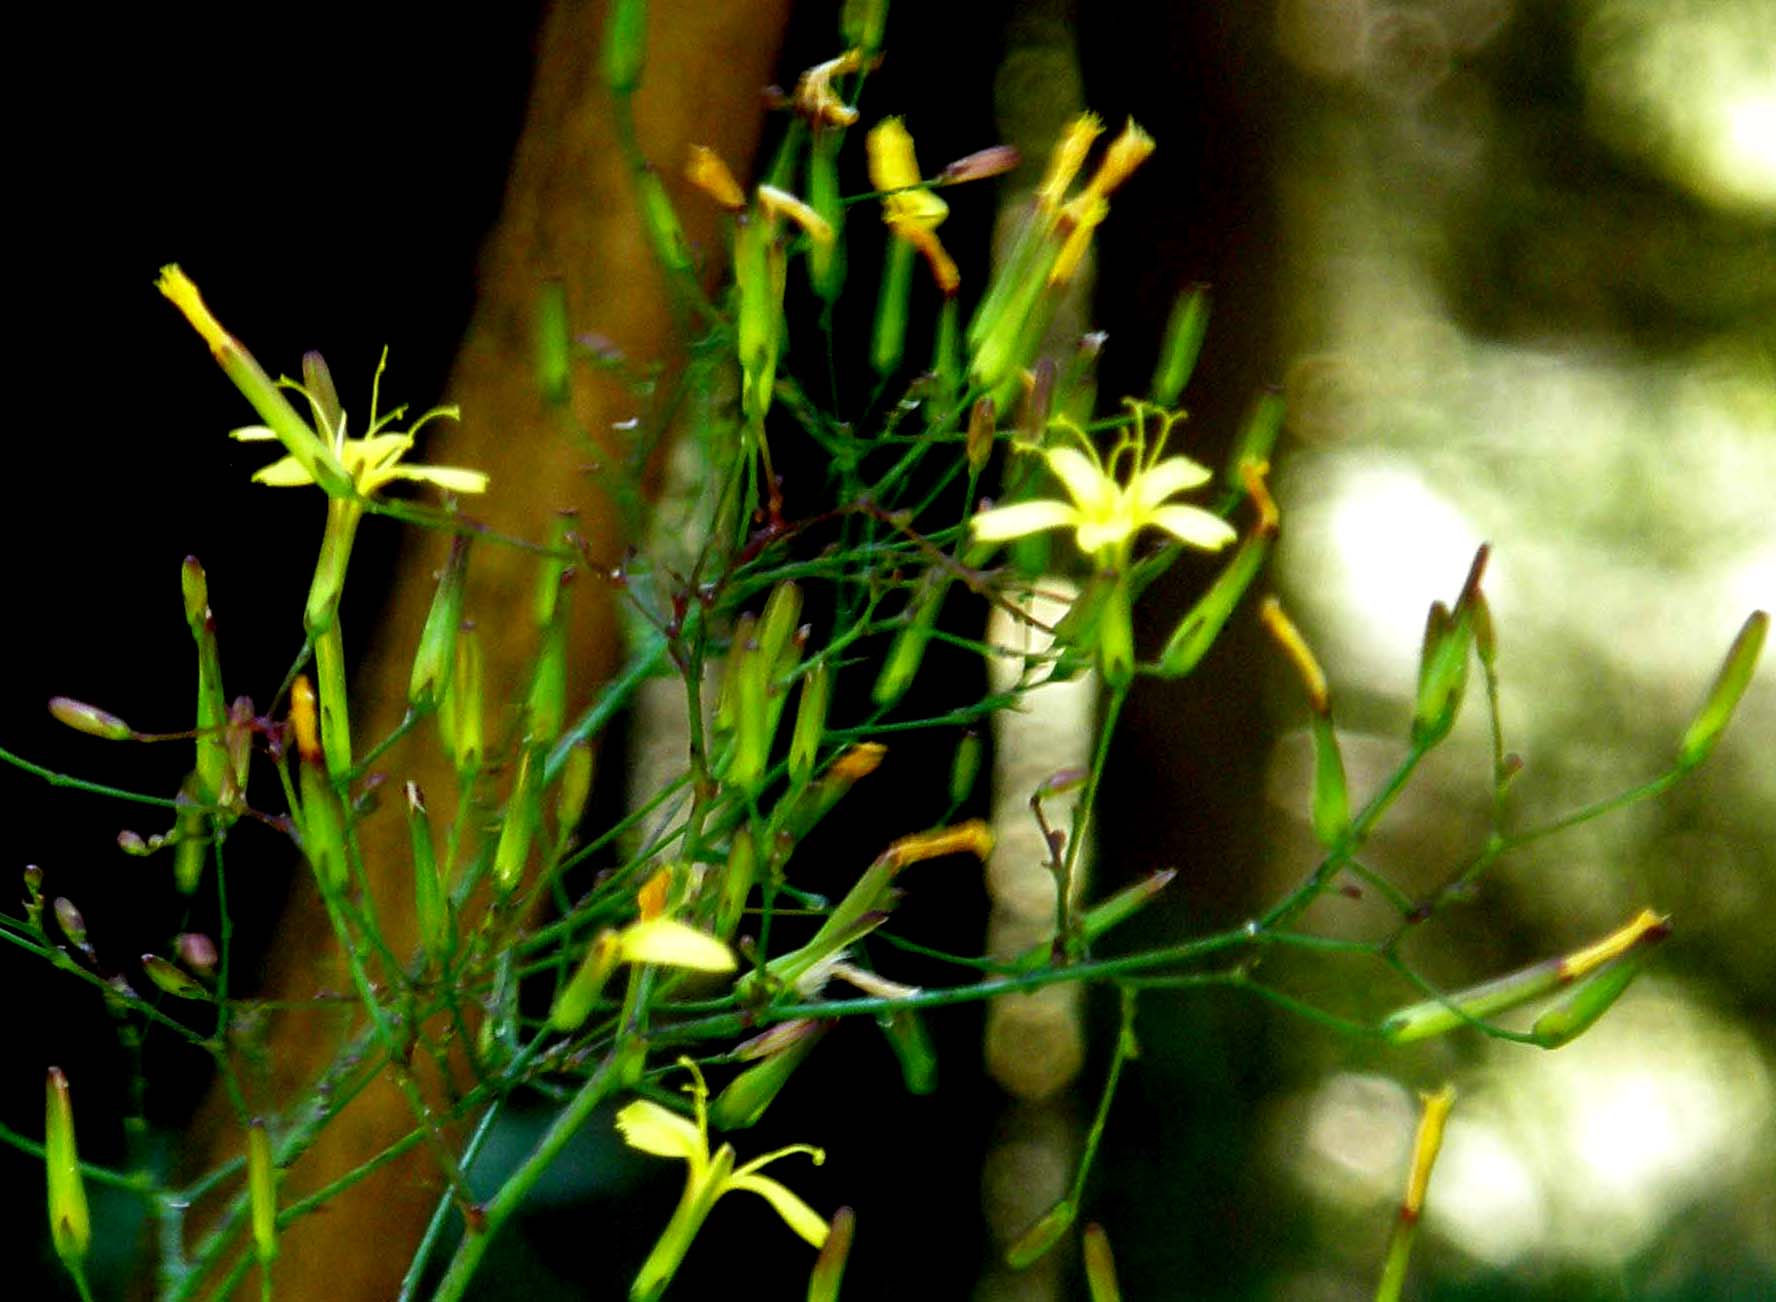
[47,697,132,741]
[176,933,219,976]
[117,830,150,856]
[807,1206,856,1302]
[53,898,88,951]
[939,145,1021,185]
[142,953,208,1000]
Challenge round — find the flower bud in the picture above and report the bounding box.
[550,930,622,1033]
[527,570,574,747]
[493,747,542,893]
[1529,951,1649,1049]
[807,1206,856,1302]
[142,953,208,1000]
[1150,284,1211,407]
[601,0,648,95]
[555,743,595,840]
[686,145,746,212]
[807,133,846,303]
[788,662,830,790]
[406,783,449,966]
[874,576,948,707]
[53,898,89,953]
[1381,909,1669,1043]
[534,279,572,406]
[1226,389,1285,485]
[716,824,757,940]
[1006,1199,1076,1269]
[880,1007,938,1095]
[1676,609,1767,771]
[45,1067,89,1269]
[1412,546,1488,748]
[1157,532,1271,677]
[948,730,983,807]
[408,536,470,711]
[439,626,485,775]
[840,0,887,53]
[47,698,131,741]
[176,932,219,977]
[248,1120,279,1267]
[711,1018,831,1129]
[1083,1223,1122,1302]
[939,145,1020,185]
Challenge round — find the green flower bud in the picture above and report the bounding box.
[1150,283,1210,407]
[438,627,485,776]
[711,1019,831,1129]
[947,730,983,807]
[807,1206,856,1302]
[535,279,572,406]
[879,1008,937,1095]
[789,662,831,790]
[406,783,449,966]
[248,1120,279,1267]
[313,622,352,780]
[1006,1199,1076,1269]
[602,0,648,94]
[142,953,208,1000]
[1676,609,1767,771]
[550,929,621,1032]
[493,747,542,893]
[1225,388,1285,484]
[408,536,470,711]
[53,898,89,953]
[45,1067,90,1270]
[1530,953,1649,1049]
[1083,1223,1122,1302]
[808,133,846,305]
[716,825,757,941]
[300,351,343,436]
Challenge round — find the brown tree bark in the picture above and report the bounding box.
[185,4,793,1296]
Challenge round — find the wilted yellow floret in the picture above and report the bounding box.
[685,144,746,210]
[757,184,835,245]
[1036,113,1105,213]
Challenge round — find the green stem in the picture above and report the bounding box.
[430,1049,630,1301]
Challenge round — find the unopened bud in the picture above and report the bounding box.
[550,930,622,1032]
[601,0,648,94]
[142,953,208,1000]
[1083,1223,1122,1302]
[248,1120,279,1266]
[880,1007,938,1095]
[47,697,131,741]
[710,1019,832,1129]
[409,536,470,710]
[176,932,219,976]
[807,1206,856,1302]
[1006,1199,1076,1269]
[939,145,1020,185]
[53,898,88,952]
[1676,609,1767,771]
[45,1067,90,1268]
[966,397,996,474]
[1150,284,1210,407]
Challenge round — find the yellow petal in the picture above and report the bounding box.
[616,917,738,972]
[725,1172,830,1248]
[615,1098,705,1162]
[969,499,1080,542]
[386,464,492,495]
[1044,446,1117,518]
[1133,454,1213,510]
[229,425,281,443]
[1148,504,1238,551]
[251,456,320,487]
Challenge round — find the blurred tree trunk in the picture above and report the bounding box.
[182,3,792,1296]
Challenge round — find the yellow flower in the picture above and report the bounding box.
[618,1059,828,1300]
[232,352,488,497]
[1036,112,1104,213]
[970,402,1236,569]
[867,117,960,292]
